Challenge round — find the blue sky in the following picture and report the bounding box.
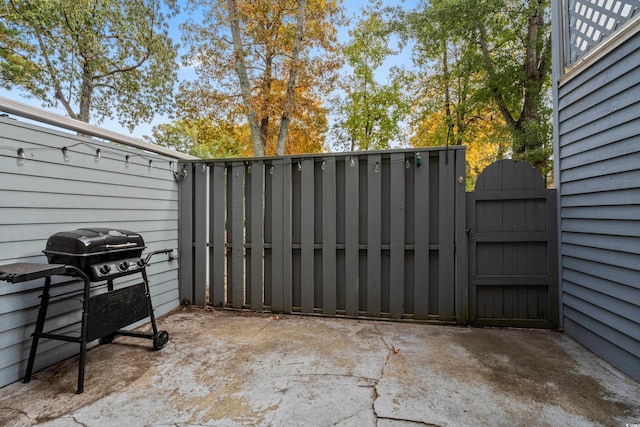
[0,0,419,140]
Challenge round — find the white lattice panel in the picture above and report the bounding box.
[566,0,639,65]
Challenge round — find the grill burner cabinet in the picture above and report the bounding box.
[21,228,172,393]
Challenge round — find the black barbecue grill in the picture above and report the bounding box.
[43,228,147,281]
[0,228,174,394]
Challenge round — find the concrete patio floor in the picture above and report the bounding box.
[0,307,639,427]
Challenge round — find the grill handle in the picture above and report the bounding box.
[144,248,174,265]
[105,243,138,250]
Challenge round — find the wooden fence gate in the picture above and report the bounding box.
[467,160,559,327]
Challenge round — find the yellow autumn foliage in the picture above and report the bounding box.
[410,108,511,189]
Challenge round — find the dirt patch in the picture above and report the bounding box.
[452,328,635,426]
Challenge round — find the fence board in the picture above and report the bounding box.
[414,153,430,319]
[300,159,315,313]
[210,164,226,307]
[455,150,468,323]
[322,158,337,315]
[178,163,193,304]
[389,153,405,318]
[270,160,293,312]
[230,163,245,308]
[438,151,455,321]
[344,156,360,316]
[367,154,383,317]
[250,162,264,311]
[193,163,208,307]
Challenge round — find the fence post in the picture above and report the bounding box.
[367,154,382,317]
[389,152,406,318]
[270,158,292,312]
[178,162,194,304]
[193,162,208,306]
[344,155,360,316]
[322,157,337,315]
[454,149,468,324]
[210,163,226,307]
[438,151,455,321]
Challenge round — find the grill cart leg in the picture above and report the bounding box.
[23,267,91,394]
[23,277,52,384]
[75,267,91,394]
[141,268,169,350]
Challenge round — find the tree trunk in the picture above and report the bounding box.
[226,0,265,157]
[276,0,307,156]
[78,61,93,123]
[260,51,273,150]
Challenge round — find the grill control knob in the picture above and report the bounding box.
[136,259,145,268]
[99,264,111,275]
[118,261,129,271]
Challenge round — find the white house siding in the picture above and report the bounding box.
[555,26,640,382]
[0,117,181,388]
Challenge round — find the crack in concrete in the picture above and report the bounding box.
[377,416,441,426]
[370,325,437,427]
[331,408,374,426]
[371,324,393,425]
[73,415,89,427]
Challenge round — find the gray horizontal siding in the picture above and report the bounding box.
[0,117,181,389]
[556,24,640,382]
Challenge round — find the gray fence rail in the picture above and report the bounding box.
[178,148,467,323]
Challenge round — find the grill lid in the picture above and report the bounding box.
[44,228,145,256]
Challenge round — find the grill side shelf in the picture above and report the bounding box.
[0,263,66,283]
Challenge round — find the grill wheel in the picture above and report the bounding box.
[153,330,170,350]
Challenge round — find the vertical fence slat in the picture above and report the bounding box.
[454,150,468,324]
[193,163,208,306]
[226,166,233,305]
[414,152,430,319]
[178,162,194,304]
[300,159,315,313]
[250,161,264,311]
[438,151,456,321]
[389,153,405,318]
[322,157,337,315]
[271,161,284,312]
[210,164,226,307]
[245,164,252,306]
[367,154,382,317]
[271,159,292,313]
[230,163,245,308]
[344,156,359,316]
[283,159,293,312]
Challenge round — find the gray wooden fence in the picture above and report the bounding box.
[467,160,559,327]
[178,147,467,323]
